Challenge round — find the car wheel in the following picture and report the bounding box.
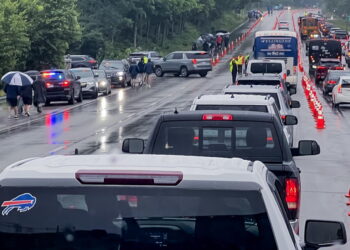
[77,89,83,103]
[180,67,188,77]
[68,90,76,105]
[155,67,164,77]
[93,89,98,99]
[199,72,207,77]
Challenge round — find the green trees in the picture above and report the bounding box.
[0,0,256,75]
[0,0,30,75]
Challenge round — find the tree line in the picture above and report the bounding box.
[0,0,257,75]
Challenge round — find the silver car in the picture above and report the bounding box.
[70,68,99,99]
[93,70,111,95]
[154,51,212,77]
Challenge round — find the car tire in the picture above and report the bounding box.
[77,89,83,103]
[180,67,188,77]
[93,89,98,99]
[155,67,164,77]
[68,91,76,105]
[199,72,207,77]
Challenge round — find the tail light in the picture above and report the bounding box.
[328,80,337,84]
[283,73,287,80]
[45,82,52,88]
[333,66,344,70]
[192,59,198,64]
[338,85,342,93]
[76,170,183,185]
[285,178,299,210]
[317,66,326,70]
[61,80,70,87]
[88,60,96,64]
[280,115,286,120]
[202,114,233,121]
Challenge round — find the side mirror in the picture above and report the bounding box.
[76,76,81,80]
[287,69,291,76]
[290,100,301,108]
[289,86,297,95]
[284,115,298,125]
[292,140,320,156]
[305,220,347,249]
[163,58,167,61]
[122,138,144,154]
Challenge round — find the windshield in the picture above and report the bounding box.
[186,53,210,59]
[0,187,277,250]
[195,105,268,112]
[99,61,123,70]
[328,71,350,81]
[71,69,93,79]
[225,92,281,110]
[335,33,347,39]
[238,79,281,86]
[302,18,317,26]
[250,63,283,74]
[152,121,283,162]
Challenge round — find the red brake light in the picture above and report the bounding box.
[280,115,286,120]
[285,178,299,210]
[317,66,326,70]
[338,85,342,93]
[192,59,198,64]
[283,73,287,80]
[61,80,70,87]
[88,60,96,64]
[328,80,337,84]
[75,170,183,186]
[333,66,344,70]
[45,82,52,88]
[202,114,233,121]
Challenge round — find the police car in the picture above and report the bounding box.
[190,94,298,146]
[0,154,345,249]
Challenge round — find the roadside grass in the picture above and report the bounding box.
[123,11,246,57]
[0,90,4,97]
[329,18,350,31]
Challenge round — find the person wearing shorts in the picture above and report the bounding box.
[144,59,154,88]
[4,84,20,119]
[129,62,139,88]
[20,85,33,117]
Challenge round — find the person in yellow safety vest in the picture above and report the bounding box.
[143,56,149,64]
[230,57,238,84]
[236,55,244,75]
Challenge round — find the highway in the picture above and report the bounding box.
[0,10,349,248]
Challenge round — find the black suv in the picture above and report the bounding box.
[69,55,98,69]
[40,70,83,105]
[122,111,320,223]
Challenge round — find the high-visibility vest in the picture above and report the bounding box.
[237,56,244,65]
[245,55,250,62]
[144,57,149,64]
[230,59,237,72]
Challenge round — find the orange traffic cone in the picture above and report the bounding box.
[316,112,325,129]
[215,54,220,64]
[211,57,216,66]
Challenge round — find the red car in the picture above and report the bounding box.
[314,58,344,84]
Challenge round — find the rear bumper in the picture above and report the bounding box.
[46,89,71,101]
[334,94,350,104]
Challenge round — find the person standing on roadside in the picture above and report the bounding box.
[129,61,139,88]
[236,55,244,75]
[138,57,146,86]
[230,57,238,84]
[32,76,46,113]
[144,59,154,88]
[3,83,20,119]
[20,82,33,117]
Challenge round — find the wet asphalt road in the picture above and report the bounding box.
[0,10,349,247]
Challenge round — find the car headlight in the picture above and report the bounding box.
[99,81,107,86]
[312,65,317,69]
[117,72,124,76]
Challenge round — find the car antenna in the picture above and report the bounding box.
[174,108,178,114]
[74,148,79,155]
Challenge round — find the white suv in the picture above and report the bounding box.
[246,59,297,87]
[0,154,346,249]
[222,86,301,146]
